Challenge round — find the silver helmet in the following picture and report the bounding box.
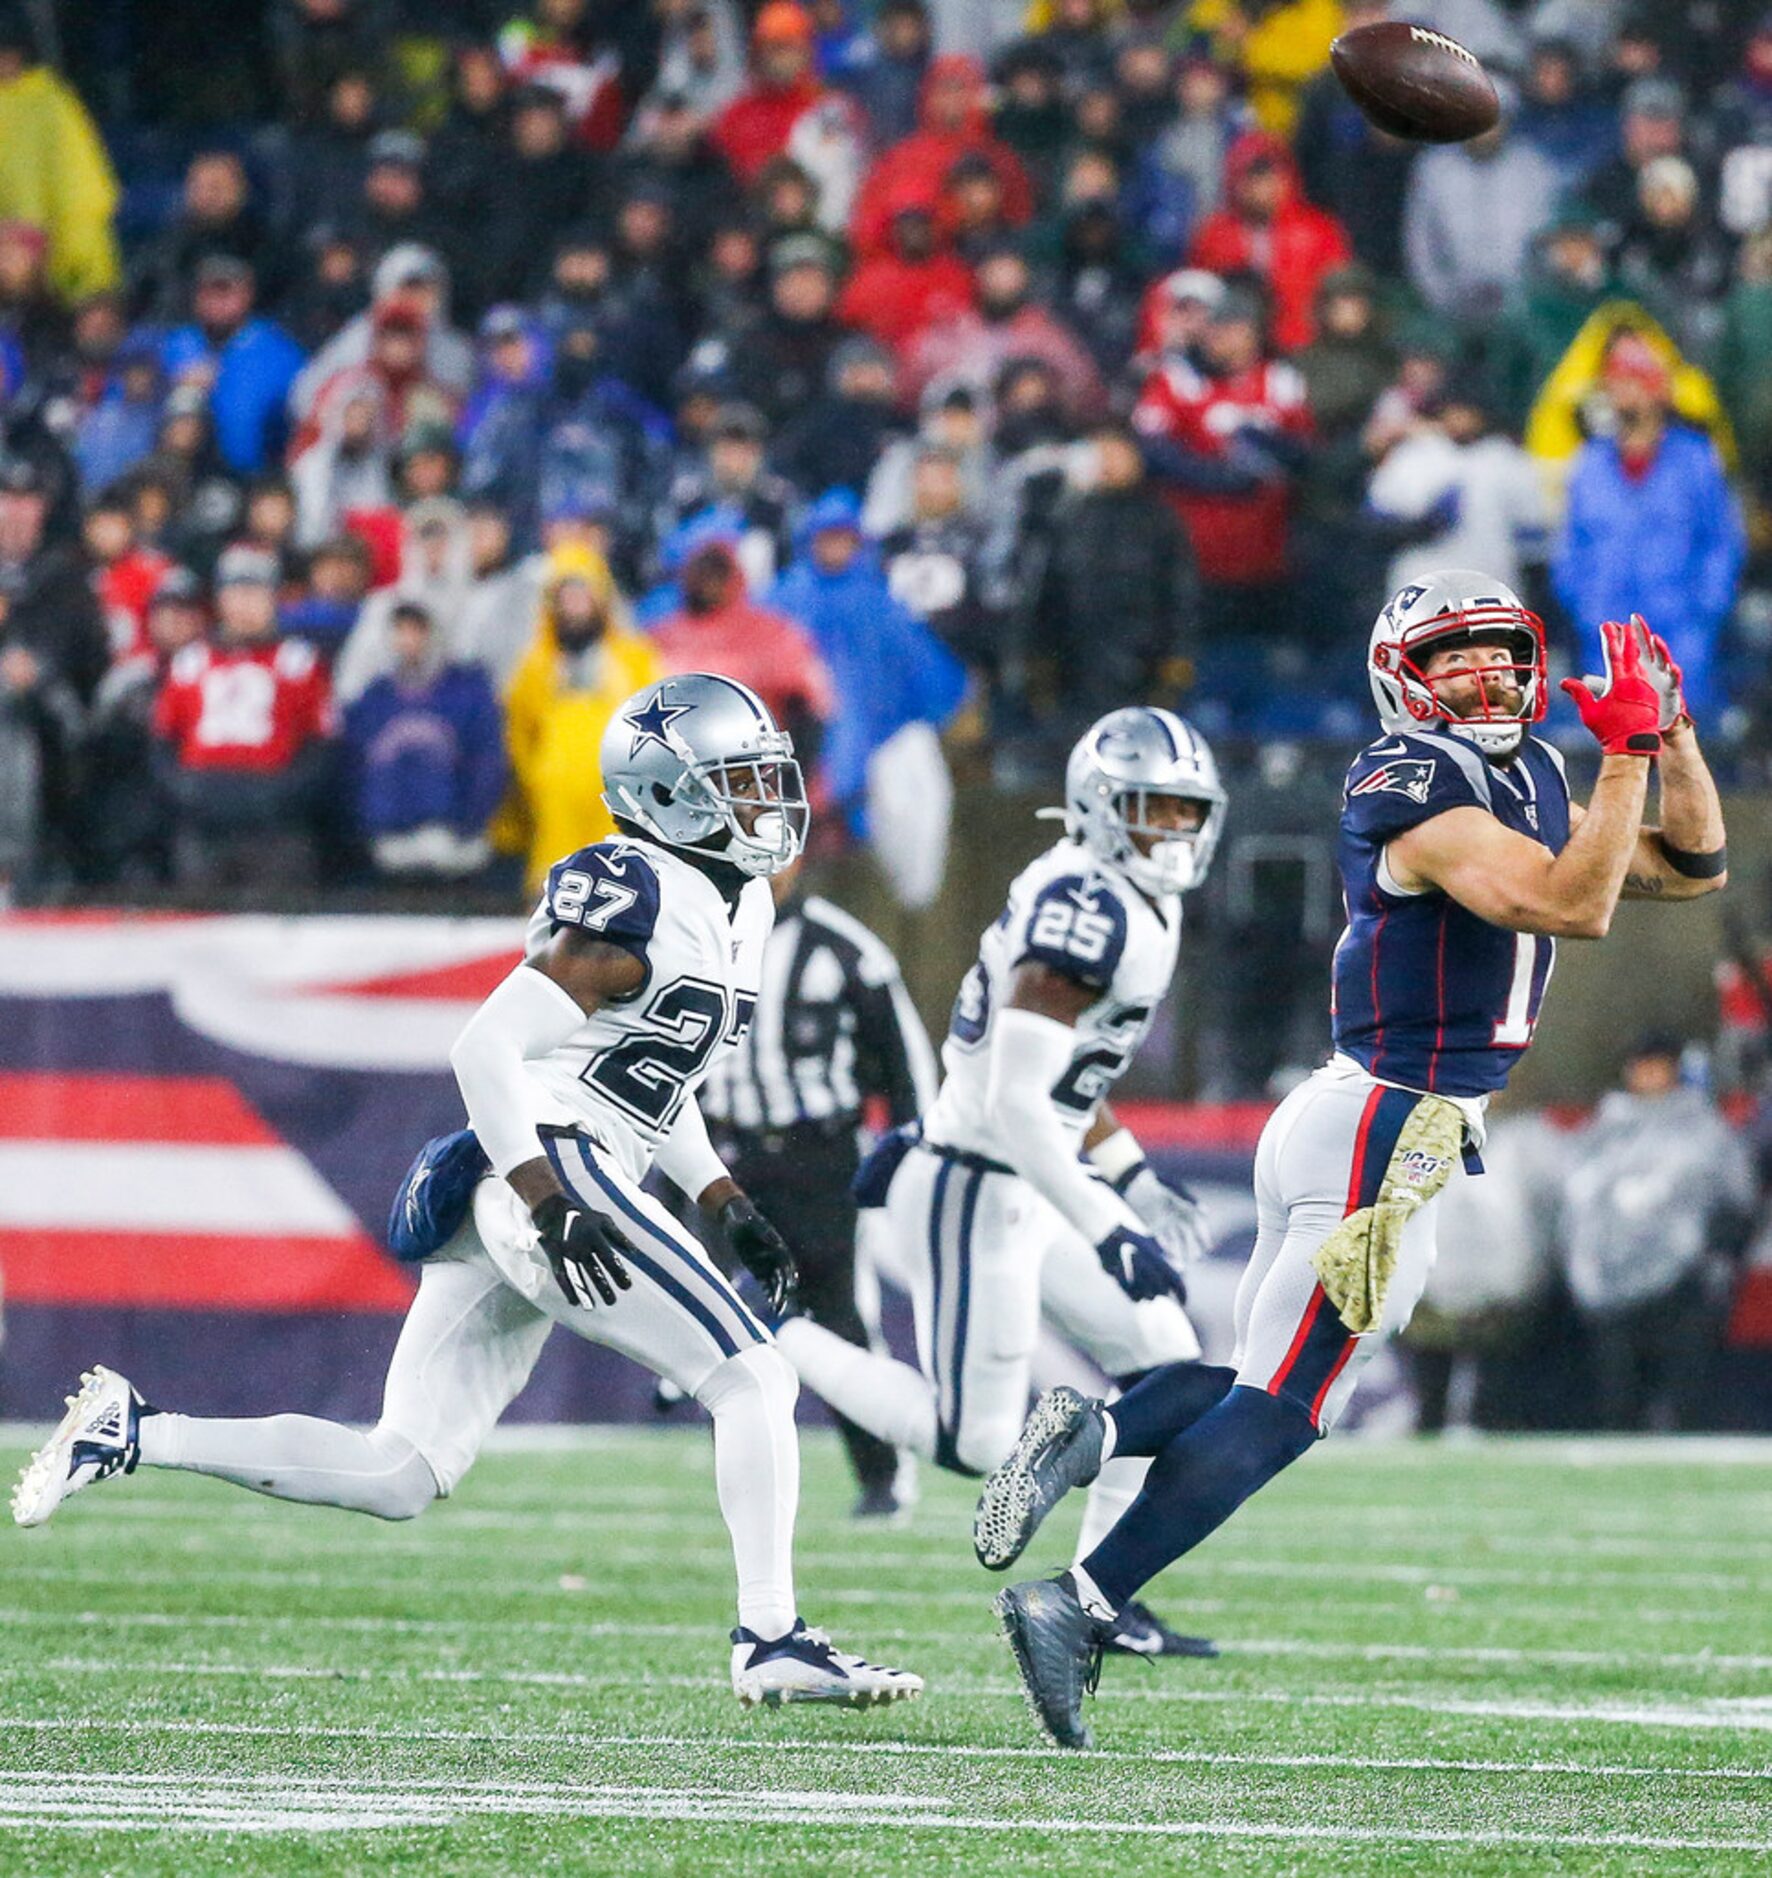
[600,673,808,878]
[1368,569,1547,758]
[1053,706,1226,897]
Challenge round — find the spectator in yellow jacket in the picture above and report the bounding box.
[502,541,664,890]
[1187,0,1343,137]
[0,24,120,302]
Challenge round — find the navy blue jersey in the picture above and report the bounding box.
[1331,730,1571,1097]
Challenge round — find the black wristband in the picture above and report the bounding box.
[1656,836,1727,880]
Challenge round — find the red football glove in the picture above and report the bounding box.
[1630,614,1689,734]
[1560,617,1662,758]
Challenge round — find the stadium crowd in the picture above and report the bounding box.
[0,0,1767,905]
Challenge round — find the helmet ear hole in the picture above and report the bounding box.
[650,783,673,806]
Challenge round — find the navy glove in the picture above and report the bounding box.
[531,1193,636,1308]
[720,1195,799,1315]
[1096,1223,1188,1304]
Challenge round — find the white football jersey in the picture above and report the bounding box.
[923,838,1182,1164]
[516,837,773,1183]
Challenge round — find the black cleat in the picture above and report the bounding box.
[851,1481,906,1522]
[993,1572,1112,1750]
[1106,1599,1219,1659]
[974,1386,1106,1570]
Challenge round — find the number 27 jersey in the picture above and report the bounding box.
[923,838,1181,1163]
[1331,729,1571,1098]
[518,838,773,1182]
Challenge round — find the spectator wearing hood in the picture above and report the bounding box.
[646,0,746,119]
[770,488,963,908]
[835,191,974,353]
[863,376,994,537]
[161,257,306,476]
[1515,35,1615,192]
[1558,1035,1756,1432]
[835,0,931,145]
[1128,51,1255,262]
[292,377,393,548]
[73,333,164,496]
[650,518,833,750]
[1292,0,1416,279]
[1580,77,1691,255]
[0,16,120,303]
[905,240,1105,421]
[457,306,555,546]
[456,500,545,691]
[1404,100,1561,327]
[332,495,475,701]
[851,55,1033,259]
[289,246,476,426]
[774,338,909,499]
[1553,332,1745,725]
[140,385,246,574]
[503,539,663,890]
[297,296,457,471]
[1188,130,1351,353]
[1615,157,1732,363]
[343,597,506,880]
[713,3,832,184]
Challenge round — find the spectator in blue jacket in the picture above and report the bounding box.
[1553,334,1746,725]
[73,333,163,494]
[160,256,306,475]
[457,305,554,549]
[342,598,506,880]
[770,488,966,907]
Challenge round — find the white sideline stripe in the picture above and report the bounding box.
[0,1143,357,1233]
[14,1707,1772,1786]
[31,1623,1772,1676]
[0,1773,1761,1852]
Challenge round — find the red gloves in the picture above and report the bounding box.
[1561,617,1662,758]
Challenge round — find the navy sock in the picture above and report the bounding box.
[1085,1384,1316,1611]
[1106,1362,1236,1458]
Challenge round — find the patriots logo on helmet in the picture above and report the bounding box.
[1350,758,1436,805]
[625,691,692,758]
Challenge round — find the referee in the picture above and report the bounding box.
[700,860,938,1517]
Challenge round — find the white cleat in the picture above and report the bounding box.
[11,1365,145,1528]
[730,1619,925,1710]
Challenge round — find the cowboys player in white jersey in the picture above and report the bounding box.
[13,673,922,1712]
[776,707,1232,1656]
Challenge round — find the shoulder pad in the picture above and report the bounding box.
[1343,733,1490,841]
[544,841,662,957]
[1015,871,1129,993]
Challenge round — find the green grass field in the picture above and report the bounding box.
[2,1426,1770,1875]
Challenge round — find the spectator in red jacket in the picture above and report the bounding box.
[713,3,830,186]
[152,543,335,888]
[835,188,974,353]
[1189,130,1351,352]
[83,487,171,667]
[851,55,1033,259]
[1131,286,1313,642]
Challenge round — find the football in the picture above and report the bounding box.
[1329,20,1500,143]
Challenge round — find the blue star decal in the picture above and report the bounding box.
[625,690,691,757]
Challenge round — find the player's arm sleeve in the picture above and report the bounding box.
[544,844,662,997]
[1343,742,1491,851]
[653,1093,730,1206]
[987,1008,1139,1246]
[449,964,593,1179]
[850,954,940,1123]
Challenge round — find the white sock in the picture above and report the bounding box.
[1099,1406,1120,1464]
[696,1347,800,1639]
[1073,1453,1150,1565]
[1070,1563,1119,1623]
[775,1318,938,1460]
[136,1413,437,1521]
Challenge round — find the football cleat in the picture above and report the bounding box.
[730,1619,924,1710]
[994,1572,1113,1750]
[12,1366,146,1528]
[973,1386,1106,1570]
[1106,1600,1219,1659]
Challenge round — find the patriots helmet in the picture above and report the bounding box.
[1054,706,1226,897]
[1368,569,1547,758]
[600,672,808,877]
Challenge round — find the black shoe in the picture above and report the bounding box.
[650,1378,689,1418]
[992,1571,1112,1750]
[851,1481,905,1521]
[1106,1599,1219,1659]
[974,1386,1106,1570]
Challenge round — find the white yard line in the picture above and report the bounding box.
[0,1771,1763,1852]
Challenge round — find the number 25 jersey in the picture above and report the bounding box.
[1331,729,1571,1099]
[923,838,1181,1164]
[518,838,773,1183]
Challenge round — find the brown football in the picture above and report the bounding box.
[1329,20,1500,143]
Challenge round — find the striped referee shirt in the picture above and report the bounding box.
[699,895,938,1136]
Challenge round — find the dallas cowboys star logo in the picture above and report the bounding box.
[625,689,691,757]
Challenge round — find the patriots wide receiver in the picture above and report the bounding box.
[979,573,1728,1748]
[777,706,1229,1657]
[14,673,923,1713]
